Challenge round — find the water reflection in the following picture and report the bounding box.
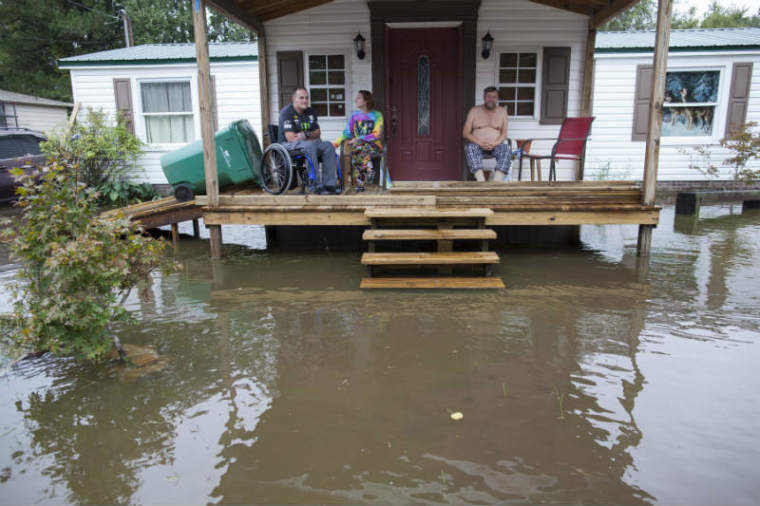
[0,207,759,504]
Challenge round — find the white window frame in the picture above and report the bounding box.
[494,48,542,120]
[660,65,726,145]
[136,77,197,148]
[305,50,349,119]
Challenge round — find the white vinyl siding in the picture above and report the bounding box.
[476,0,588,180]
[587,52,760,181]
[8,103,69,133]
[66,61,260,184]
[264,0,370,142]
[263,0,589,180]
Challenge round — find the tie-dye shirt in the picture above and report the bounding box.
[333,109,384,148]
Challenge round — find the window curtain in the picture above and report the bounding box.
[141,82,194,143]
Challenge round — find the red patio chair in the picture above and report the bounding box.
[524,117,594,181]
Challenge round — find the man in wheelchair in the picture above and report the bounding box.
[277,87,340,195]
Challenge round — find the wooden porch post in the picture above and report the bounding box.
[637,0,673,257]
[192,0,222,258]
[257,32,271,147]
[578,27,596,180]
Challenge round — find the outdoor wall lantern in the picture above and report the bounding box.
[481,32,494,59]
[354,33,366,60]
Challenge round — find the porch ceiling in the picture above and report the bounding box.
[208,0,642,33]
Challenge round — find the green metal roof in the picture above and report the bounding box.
[58,42,257,67]
[596,27,760,53]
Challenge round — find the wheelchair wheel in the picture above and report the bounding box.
[260,144,293,195]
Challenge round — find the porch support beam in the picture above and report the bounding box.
[193,0,223,258]
[579,27,596,180]
[257,31,271,146]
[637,0,673,257]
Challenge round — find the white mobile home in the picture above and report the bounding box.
[0,89,72,133]
[586,28,760,181]
[208,0,644,182]
[59,43,261,184]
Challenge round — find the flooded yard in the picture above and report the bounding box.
[1,205,759,504]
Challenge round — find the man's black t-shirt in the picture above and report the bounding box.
[278,104,320,143]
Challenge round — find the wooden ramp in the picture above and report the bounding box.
[101,197,201,229]
[361,207,505,289]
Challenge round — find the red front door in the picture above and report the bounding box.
[386,27,462,180]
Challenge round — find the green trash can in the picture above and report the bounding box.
[160,119,263,202]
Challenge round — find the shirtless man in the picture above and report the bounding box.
[462,86,511,182]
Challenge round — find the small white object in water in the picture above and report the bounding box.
[450,412,463,421]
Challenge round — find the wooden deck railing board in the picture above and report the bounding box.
[365,207,493,218]
[196,194,437,207]
[389,180,639,187]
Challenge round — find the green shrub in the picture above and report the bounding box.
[41,108,147,204]
[1,162,172,362]
[98,179,158,208]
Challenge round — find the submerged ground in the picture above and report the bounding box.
[1,204,759,505]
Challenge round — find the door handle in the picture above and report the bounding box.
[391,106,398,137]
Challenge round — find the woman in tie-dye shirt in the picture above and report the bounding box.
[334,90,384,191]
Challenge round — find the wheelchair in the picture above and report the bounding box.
[259,125,342,195]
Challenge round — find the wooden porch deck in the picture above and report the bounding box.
[194,180,659,227]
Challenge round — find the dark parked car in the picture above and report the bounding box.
[0,128,46,203]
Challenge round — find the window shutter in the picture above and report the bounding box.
[631,65,653,141]
[113,78,134,134]
[210,74,219,132]
[540,47,570,125]
[725,62,752,137]
[276,51,304,112]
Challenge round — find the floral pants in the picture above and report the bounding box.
[350,141,382,186]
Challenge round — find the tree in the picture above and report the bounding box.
[700,2,760,28]
[0,0,255,102]
[1,162,172,361]
[0,0,124,102]
[122,0,255,45]
[602,0,760,31]
[671,6,701,29]
[600,0,656,31]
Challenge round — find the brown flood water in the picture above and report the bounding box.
[1,205,759,505]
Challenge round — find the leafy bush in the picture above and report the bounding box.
[721,122,760,182]
[683,123,760,182]
[41,108,147,204]
[0,162,172,361]
[98,179,158,207]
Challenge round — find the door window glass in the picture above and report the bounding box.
[418,55,430,136]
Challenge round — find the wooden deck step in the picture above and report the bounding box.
[365,207,493,219]
[363,229,497,241]
[361,251,500,265]
[360,277,505,289]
